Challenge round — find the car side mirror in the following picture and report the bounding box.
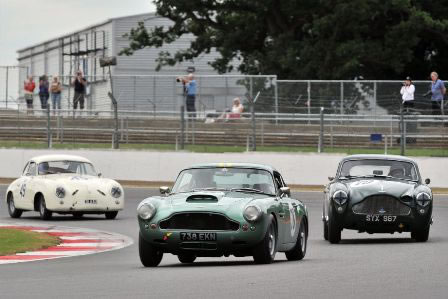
[160,186,171,195]
[425,178,430,185]
[279,187,290,197]
[98,173,102,178]
[328,176,334,181]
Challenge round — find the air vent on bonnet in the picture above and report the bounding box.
[186,194,218,202]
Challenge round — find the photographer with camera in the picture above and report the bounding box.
[400,76,415,110]
[177,73,197,118]
[72,70,87,113]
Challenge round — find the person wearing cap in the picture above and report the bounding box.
[400,76,415,110]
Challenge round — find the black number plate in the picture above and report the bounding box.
[180,232,217,241]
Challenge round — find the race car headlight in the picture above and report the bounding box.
[111,186,122,198]
[243,205,262,222]
[332,190,348,205]
[416,192,431,207]
[56,187,66,198]
[138,203,156,220]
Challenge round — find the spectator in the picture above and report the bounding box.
[50,76,62,113]
[400,76,415,110]
[429,71,446,115]
[23,76,35,114]
[185,73,196,118]
[72,71,87,112]
[39,75,50,110]
[219,97,244,120]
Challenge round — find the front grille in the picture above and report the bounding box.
[159,213,240,231]
[352,195,411,216]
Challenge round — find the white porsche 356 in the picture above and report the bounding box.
[5,154,124,220]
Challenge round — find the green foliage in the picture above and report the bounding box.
[121,0,448,80]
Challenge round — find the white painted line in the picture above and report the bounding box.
[57,243,121,247]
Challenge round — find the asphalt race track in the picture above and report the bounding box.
[0,185,447,299]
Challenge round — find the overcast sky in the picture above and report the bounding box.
[0,0,156,66]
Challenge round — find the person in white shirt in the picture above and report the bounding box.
[400,76,415,109]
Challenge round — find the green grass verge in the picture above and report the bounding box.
[0,228,60,256]
[0,140,447,157]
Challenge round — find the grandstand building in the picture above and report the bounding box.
[16,12,244,112]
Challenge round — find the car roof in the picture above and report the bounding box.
[341,154,417,164]
[29,154,92,164]
[187,163,277,173]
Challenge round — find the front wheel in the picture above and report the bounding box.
[323,219,329,241]
[38,195,52,220]
[328,205,341,244]
[7,194,23,218]
[105,211,118,219]
[411,225,430,242]
[253,215,277,264]
[139,233,163,267]
[285,219,307,261]
[178,254,196,264]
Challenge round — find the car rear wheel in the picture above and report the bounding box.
[178,254,197,264]
[285,219,307,261]
[7,194,23,218]
[38,195,52,220]
[411,225,430,242]
[139,233,163,267]
[328,205,341,244]
[105,211,118,220]
[72,212,84,219]
[253,215,277,264]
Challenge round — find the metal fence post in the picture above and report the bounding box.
[400,106,405,156]
[107,92,119,149]
[318,107,324,153]
[46,105,52,148]
[251,101,256,151]
[274,76,279,125]
[5,66,9,109]
[180,105,185,150]
[307,80,311,124]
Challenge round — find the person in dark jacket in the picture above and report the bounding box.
[39,75,50,109]
[72,71,87,111]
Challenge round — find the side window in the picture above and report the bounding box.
[28,162,37,176]
[273,172,284,190]
[22,162,30,175]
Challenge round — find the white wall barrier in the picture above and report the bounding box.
[0,149,447,188]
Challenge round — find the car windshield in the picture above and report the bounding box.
[339,159,419,181]
[171,167,276,195]
[37,161,97,176]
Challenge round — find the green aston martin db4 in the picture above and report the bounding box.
[137,163,308,267]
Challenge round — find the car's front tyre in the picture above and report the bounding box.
[139,233,163,267]
[7,193,23,218]
[105,211,118,220]
[38,195,52,220]
[411,225,430,242]
[253,215,277,264]
[328,205,341,244]
[178,254,196,264]
[285,219,307,261]
[323,218,329,241]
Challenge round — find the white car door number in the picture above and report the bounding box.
[19,182,27,198]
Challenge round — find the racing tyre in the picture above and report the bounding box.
[72,212,84,219]
[7,194,23,218]
[38,195,52,220]
[285,219,307,261]
[178,254,197,264]
[253,215,277,264]
[105,211,118,220]
[328,205,341,244]
[139,233,163,267]
[411,225,430,242]
[323,219,329,241]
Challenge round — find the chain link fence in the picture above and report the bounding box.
[0,75,447,156]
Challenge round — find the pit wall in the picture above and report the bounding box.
[0,149,446,188]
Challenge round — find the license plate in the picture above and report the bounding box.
[85,199,97,204]
[180,232,217,241]
[366,215,397,222]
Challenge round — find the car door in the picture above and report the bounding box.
[277,172,299,244]
[273,171,293,244]
[21,162,37,210]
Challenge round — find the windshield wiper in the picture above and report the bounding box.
[230,188,274,196]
